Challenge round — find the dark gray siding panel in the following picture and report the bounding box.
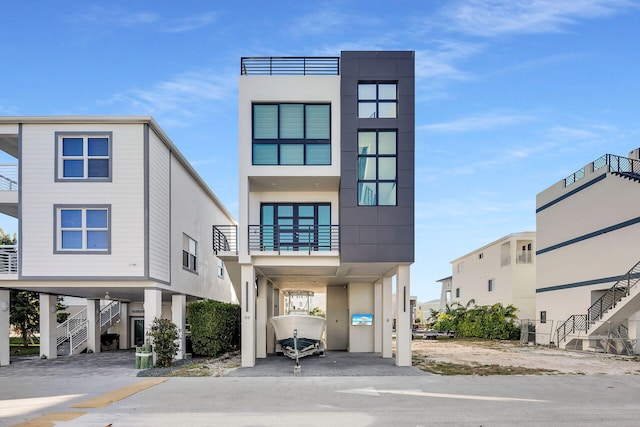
[339,51,415,263]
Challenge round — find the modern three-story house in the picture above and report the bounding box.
[215,51,416,367]
[0,117,237,365]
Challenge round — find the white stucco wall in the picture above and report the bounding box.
[348,282,375,352]
[450,233,536,319]
[536,166,640,344]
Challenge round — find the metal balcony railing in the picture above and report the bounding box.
[0,164,18,191]
[516,250,533,264]
[241,57,340,76]
[213,225,238,254]
[0,245,17,274]
[249,224,339,254]
[565,154,640,187]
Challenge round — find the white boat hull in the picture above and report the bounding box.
[270,315,326,346]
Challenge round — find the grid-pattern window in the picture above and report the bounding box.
[253,103,330,165]
[56,206,110,253]
[357,130,397,206]
[56,133,111,181]
[358,82,397,118]
[183,234,197,272]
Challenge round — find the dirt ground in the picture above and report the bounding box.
[412,338,640,375]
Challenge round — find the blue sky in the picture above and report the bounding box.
[2,1,639,302]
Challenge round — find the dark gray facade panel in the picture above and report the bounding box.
[341,207,379,226]
[378,244,414,262]
[339,225,360,243]
[377,207,414,224]
[357,59,398,77]
[358,226,381,244]
[341,245,379,262]
[339,51,415,263]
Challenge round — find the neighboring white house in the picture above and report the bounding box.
[0,116,237,366]
[536,149,640,354]
[449,232,536,320]
[215,52,416,367]
[436,276,452,311]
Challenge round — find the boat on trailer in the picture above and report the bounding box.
[270,290,326,360]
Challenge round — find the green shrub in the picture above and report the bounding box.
[188,300,240,357]
[147,317,180,368]
[432,301,520,340]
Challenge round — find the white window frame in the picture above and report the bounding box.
[55,132,112,182]
[183,234,197,273]
[54,205,111,254]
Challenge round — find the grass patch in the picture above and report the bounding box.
[10,345,40,356]
[412,355,558,376]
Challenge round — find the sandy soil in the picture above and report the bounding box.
[412,339,640,375]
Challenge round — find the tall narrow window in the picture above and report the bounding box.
[252,103,330,165]
[56,133,112,181]
[183,234,197,272]
[357,130,397,206]
[55,205,110,253]
[488,279,495,292]
[358,82,397,118]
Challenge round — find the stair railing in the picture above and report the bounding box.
[557,260,640,344]
[56,308,87,347]
[100,300,120,332]
[556,314,588,343]
[588,260,640,322]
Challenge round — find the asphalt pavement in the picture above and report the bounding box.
[2,350,640,426]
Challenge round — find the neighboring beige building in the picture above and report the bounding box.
[436,276,452,311]
[450,232,536,320]
[536,149,640,353]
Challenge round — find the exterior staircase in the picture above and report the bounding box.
[556,260,640,354]
[56,300,121,356]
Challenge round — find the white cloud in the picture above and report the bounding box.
[419,112,533,133]
[106,70,235,120]
[164,12,220,33]
[68,6,160,27]
[441,0,634,38]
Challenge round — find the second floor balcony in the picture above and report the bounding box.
[0,245,18,276]
[213,225,340,256]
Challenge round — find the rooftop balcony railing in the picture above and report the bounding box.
[0,164,18,191]
[241,57,340,76]
[564,154,640,187]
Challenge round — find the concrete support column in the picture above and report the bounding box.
[0,290,10,366]
[266,281,275,354]
[381,276,393,358]
[256,276,268,359]
[374,280,382,353]
[144,288,163,365]
[628,311,640,355]
[118,302,129,350]
[39,293,57,359]
[86,299,101,353]
[172,294,186,360]
[241,265,256,367]
[395,265,412,366]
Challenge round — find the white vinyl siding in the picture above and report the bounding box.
[19,123,145,277]
[148,130,171,282]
